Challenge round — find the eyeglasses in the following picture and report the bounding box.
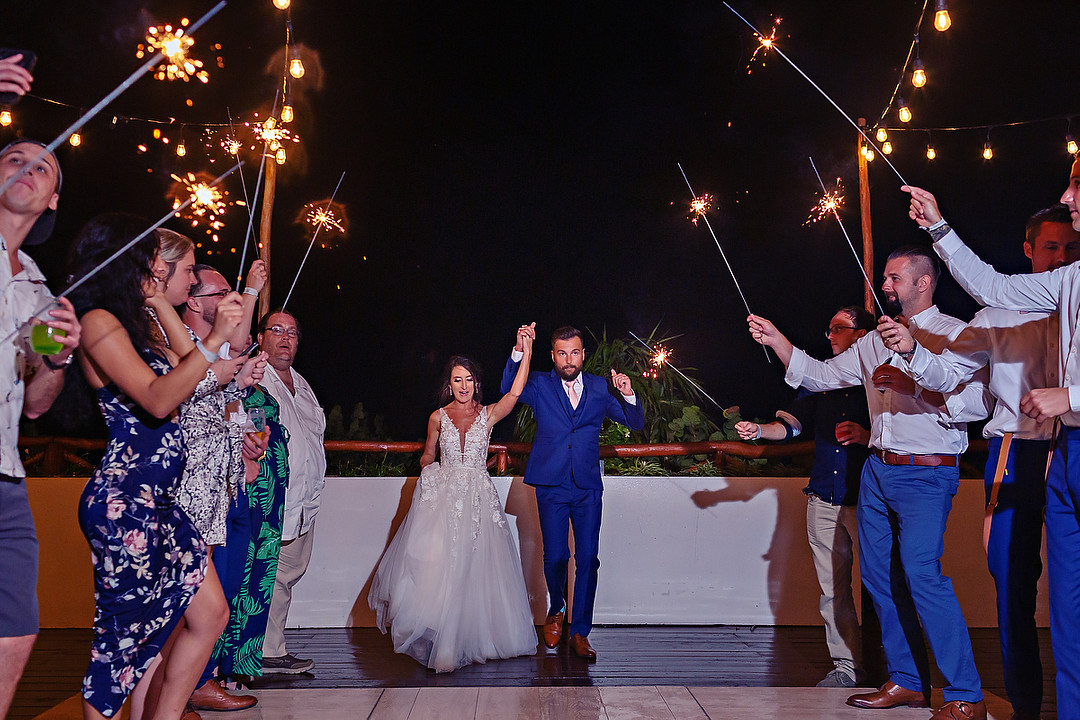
[267,325,300,339]
[825,325,857,338]
[191,289,230,299]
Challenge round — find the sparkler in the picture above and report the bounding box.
[722,2,909,187]
[234,95,280,291]
[302,202,348,248]
[746,16,782,74]
[688,194,712,225]
[136,19,210,83]
[629,331,724,410]
[805,177,844,225]
[808,157,887,317]
[281,171,347,310]
[677,163,770,362]
[0,1,226,206]
[170,171,244,243]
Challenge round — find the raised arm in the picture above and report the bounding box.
[233,259,267,348]
[145,293,196,356]
[419,410,441,468]
[489,329,533,425]
[904,185,1064,312]
[747,315,794,366]
[78,297,243,419]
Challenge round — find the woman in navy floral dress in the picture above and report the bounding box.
[67,215,245,720]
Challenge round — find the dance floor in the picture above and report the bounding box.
[16,626,1056,719]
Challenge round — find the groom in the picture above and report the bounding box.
[502,323,645,659]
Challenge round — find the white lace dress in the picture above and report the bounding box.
[368,407,537,672]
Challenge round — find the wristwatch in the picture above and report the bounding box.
[42,353,74,371]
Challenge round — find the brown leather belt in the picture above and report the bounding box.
[873,449,958,468]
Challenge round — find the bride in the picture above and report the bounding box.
[368,329,538,672]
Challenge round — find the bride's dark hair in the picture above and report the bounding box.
[438,355,483,406]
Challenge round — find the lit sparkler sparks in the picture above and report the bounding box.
[747,16,782,74]
[170,171,244,242]
[296,198,349,249]
[220,135,242,156]
[305,205,345,235]
[643,343,672,379]
[247,116,298,153]
[688,194,712,225]
[136,19,210,83]
[805,177,845,224]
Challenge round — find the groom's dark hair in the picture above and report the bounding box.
[551,326,582,348]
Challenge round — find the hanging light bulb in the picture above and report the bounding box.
[275,147,287,164]
[875,126,888,143]
[912,57,927,88]
[926,145,937,160]
[176,142,186,157]
[0,110,11,127]
[882,141,893,155]
[289,56,305,79]
[69,131,82,147]
[933,0,952,31]
[1069,135,1078,155]
[860,142,869,158]
[864,147,876,162]
[272,0,291,8]
[281,104,294,123]
[897,98,912,124]
[983,142,994,160]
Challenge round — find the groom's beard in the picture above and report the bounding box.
[883,293,904,318]
[555,365,581,382]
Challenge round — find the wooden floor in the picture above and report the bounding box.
[13,626,1058,719]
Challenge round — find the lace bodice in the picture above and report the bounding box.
[439,407,491,469]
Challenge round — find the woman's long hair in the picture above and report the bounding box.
[437,355,483,406]
[64,213,161,354]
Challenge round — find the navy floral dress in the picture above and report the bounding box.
[78,351,207,718]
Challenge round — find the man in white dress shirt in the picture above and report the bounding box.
[258,310,327,675]
[748,245,991,720]
[882,166,1080,720]
[879,205,1080,720]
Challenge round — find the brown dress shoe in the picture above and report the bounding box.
[570,633,597,660]
[846,681,929,709]
[543,610,564,648]
[930,700,986,720]
[182,703,203,720]
[189,679,258,711]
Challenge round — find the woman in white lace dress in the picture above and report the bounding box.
[369,331,537,672]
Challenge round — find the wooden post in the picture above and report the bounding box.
[857,118,874,315]
[258,157,278,319]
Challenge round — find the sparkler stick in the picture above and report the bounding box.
[628,330,724,410]
[281,171,347,310]
[0,0,226,204]
[722,2,909,187]
[1,161,242,349]
[227,108,259,288]
[808,157,887,317]
[677,162,771,362]
[234,92,280,291]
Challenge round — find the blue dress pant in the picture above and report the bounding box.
[535,481,603,638]
[1047,426,1080,720]
[984,436,1048,716]
[857,455,982,701]
[199,485,253,685]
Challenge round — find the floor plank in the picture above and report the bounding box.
[368,687,419,720]
[538,686,605,720]
[600,686,675,720]
[475,687,542,720]
[655,686,709,720]
[407,687,477,720]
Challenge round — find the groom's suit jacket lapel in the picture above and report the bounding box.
[550,370,589,422]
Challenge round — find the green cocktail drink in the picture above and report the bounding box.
[30,324,66,355]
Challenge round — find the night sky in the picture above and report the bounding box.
[7,1,1080,439]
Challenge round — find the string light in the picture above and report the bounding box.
[275,147,287,164]
[882,140,893,155]
[864,147,876,162]
[69,131,82,147]
[272,0,291,8]
[0,110,10,127]
[875,125,888,143]
[288,56,305,79]
[926,144,937,160]
[176,141,186,157]
[912,57,927,88]
[933,0,952,32]
[983,142,994,160]
[281,104,294,123]
[897,97,912,123]
[1069,136,1079,156]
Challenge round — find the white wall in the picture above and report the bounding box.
[288,475,1049,628]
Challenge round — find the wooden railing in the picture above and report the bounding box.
[22,436,819,476]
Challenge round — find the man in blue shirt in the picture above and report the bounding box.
[737,305,874,688]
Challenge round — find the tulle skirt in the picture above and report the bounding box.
[368,462,538,672]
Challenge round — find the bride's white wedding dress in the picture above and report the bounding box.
[368,406,537,672]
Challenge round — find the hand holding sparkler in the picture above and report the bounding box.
[244,259,268,294]
[746,314,794,366]
[877,315,915,355]
[901,185,944,228]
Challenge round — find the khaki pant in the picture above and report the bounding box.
[262,529,315,658]
[806,494,860,677]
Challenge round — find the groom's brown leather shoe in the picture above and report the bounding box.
[570,633,597,660]
[543,610,564,648]
[930,700,986,720]
[846,681,929,709]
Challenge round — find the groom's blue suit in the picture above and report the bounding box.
[502,357,645,638]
